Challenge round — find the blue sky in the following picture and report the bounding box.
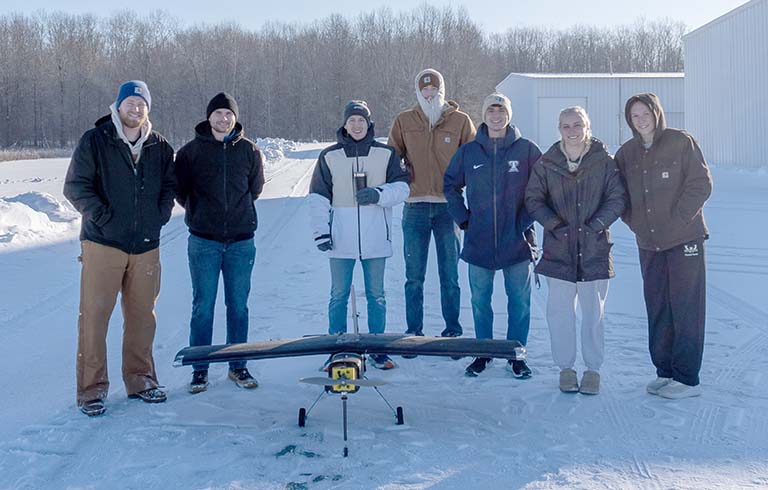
[4,0,750,33]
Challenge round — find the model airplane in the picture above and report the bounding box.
[173,290,526,456]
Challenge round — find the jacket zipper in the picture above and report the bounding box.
[223,141,228,240]
[128,147,139,253]
[492,139,498,265]
[355,145,362,260]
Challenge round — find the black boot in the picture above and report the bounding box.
[189,370,209,394]
[465,357,492,377]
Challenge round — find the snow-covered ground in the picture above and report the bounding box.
[0,144,766,490]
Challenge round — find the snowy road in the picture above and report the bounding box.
[0,147,767,490]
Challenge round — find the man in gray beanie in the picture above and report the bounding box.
[175,92,265,394]
[64,80,175,416]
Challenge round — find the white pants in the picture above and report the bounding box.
[545,277,609,372]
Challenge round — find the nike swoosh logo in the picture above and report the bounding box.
[473,164,484,169]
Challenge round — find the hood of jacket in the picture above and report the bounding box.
[540,137,610,174]
[336,122,376,157]
[193,120,245,144]
[93,114,157,148]
[624,92,667,143]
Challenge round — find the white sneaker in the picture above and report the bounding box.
[657,380,701,399]
[646,376,672,395]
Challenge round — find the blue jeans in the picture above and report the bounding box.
[402,202,462,334]
[329,257,386,334]
[188,234,255,371]
[468,261,531,343]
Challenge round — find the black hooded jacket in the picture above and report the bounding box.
[63,115,175,255]
[175,121,265,243]
[615,93,712,251]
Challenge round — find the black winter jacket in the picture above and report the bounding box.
[525,138,626,282]
[175,121,265,243]
[63,116,175,255]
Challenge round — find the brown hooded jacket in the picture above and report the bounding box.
[615,93,713,251]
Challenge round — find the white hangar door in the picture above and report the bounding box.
[537,97,587,149]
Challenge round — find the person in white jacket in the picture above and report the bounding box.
[309,100,410,369]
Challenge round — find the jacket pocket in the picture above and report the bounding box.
[542,226,571,266]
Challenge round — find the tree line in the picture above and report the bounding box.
[0,6,685,149]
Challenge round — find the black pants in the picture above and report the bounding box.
[639,239,706,386]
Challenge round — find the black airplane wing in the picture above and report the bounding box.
[173,333,525,367]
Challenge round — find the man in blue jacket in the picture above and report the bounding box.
[444,93,541,378]
[175,93,265,393]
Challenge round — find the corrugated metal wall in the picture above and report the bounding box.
[496,75,536,143]
[685,0,768,168]
[497,75,684,151]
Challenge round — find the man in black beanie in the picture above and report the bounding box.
[175,92,265,393]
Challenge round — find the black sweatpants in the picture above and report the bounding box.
[638,239,706,386]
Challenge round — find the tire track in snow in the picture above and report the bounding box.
[708,283,768,337]
[601,397,634,436]
[708,281,768,386]
[630,455,663,490]
[689,282,768,452]
[263,158,301,184]
[256,159,315,254]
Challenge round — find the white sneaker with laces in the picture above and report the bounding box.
[646,376,673,395]
[656,380,702,399]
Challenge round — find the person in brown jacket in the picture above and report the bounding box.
[388,68,476,337]
[64,80,175,416]
[615,92,713,400]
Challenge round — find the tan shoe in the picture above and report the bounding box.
[559,368,579,393]
[579,370,600,395]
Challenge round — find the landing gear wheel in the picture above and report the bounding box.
[298,407,306,427]
[396,406,404,425]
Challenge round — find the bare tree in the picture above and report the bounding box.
[0,9,685,149]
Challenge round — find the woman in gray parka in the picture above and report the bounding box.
[525,106,625,395]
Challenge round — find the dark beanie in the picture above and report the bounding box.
[343,100,371,126]
[207,92,239,120]
[116,80,151,111]
[418,71,441,90]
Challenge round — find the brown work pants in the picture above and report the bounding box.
[76,240,161,405]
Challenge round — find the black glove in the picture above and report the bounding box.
[356,187,380,206]
[316,234,332,251]
[459,210,471,230]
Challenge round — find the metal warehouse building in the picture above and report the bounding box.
[495,73,684,151]
[684,0,768,168]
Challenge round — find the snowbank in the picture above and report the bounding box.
[256,137,299,163]
[0,192,79,247]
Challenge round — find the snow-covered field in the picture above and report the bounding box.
[0,144,767,490]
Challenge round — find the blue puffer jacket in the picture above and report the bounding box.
[444,123,542,270]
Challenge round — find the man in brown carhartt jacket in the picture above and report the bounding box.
[615,92,712,400]
[388,68,475,337]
